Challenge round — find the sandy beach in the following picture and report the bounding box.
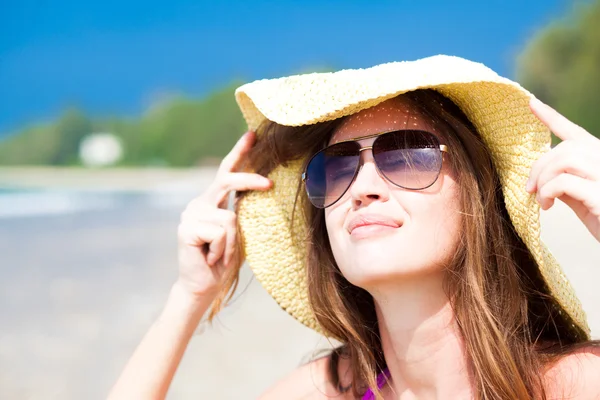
[0,167,598,400]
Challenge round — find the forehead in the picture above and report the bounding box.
[330,96,438,144]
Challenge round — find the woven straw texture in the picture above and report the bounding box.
[234,55,590,339]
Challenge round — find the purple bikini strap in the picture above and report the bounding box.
[361,368,390,400]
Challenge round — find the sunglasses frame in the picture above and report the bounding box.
[301,129,449,208]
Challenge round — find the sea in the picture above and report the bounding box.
[0,186,196,219]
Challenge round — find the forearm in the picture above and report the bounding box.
[107,282,212,400]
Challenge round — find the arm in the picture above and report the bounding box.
[107,131,273,399]
[107,283,210,400]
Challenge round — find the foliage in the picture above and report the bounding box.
[3,0,599,167]
[516,0,600,144]
[0,82,247,167]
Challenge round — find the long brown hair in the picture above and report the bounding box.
[211,89,599,399]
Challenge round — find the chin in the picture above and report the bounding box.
[331,228,455,284]
[340,257,417,284]
[337,248,448,288]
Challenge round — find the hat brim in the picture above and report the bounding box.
[235,55,591,339]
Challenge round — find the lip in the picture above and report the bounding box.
[346,213,402,235]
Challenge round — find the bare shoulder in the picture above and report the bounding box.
[544,345,600,399]
[258,354,354,400]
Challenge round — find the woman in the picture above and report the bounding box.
[108,55,600,399]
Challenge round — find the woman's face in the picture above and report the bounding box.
[324,96,462,289]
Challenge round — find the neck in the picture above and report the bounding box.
[370,272,473,399]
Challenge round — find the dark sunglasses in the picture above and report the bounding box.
[301,129,448,208]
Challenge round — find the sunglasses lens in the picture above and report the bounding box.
[373,131,442,190]
[305,142,360,208]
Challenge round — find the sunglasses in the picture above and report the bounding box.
[301,129,448,208]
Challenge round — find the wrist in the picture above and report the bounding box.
[173,278,219,303]
[159,282,213,325]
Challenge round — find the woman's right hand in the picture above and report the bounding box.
[175,131,272,301]
[108,137,270,399]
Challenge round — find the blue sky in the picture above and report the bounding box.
[0,0,576,135]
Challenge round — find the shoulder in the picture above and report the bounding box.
[543,345,600,399]
[258,353,354,400]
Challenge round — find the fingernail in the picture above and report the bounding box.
[525,180,532,192]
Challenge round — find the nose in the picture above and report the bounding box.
[349,150,390,208]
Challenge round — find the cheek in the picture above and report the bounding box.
[415,185,462,258]
[324,206,348,258]
[324,207,341,238]
[389,174,462,251]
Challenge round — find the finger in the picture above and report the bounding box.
[218,131,256,174]
[178,221,226,266]
[222,216,238,267]
[537,174,600,218]
[529,97,592,142]
[181,206,233,224]
[182,209,239,267]
[527,145,554,193]
[205,226,227,266]
[203,210,238,267]
[180,196,213,221]
[527,141,600,193]
[205,172,272,207]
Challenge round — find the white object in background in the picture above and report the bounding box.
[79,133,124,167]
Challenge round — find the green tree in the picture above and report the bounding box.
[0,124,58,165]
[51,108,92,165]
[0,108,91,165]
[160,83,246,166]
[128,82,246,167]
[516,0,600,144]
[0,84,247,167]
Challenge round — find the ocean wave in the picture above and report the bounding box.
[0,188,198,219]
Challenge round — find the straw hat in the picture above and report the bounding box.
[234,54,591,339]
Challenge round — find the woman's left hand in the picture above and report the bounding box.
[526,97,600,242]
